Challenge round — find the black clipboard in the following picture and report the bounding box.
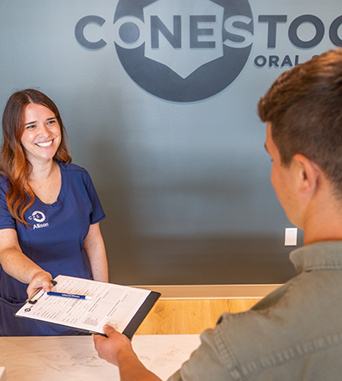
[122,291,161,339]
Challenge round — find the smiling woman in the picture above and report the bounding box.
[21,103,63,206]
[21,103,61,166]
[0,89,109,336]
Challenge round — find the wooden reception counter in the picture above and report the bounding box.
[0,335,200,381]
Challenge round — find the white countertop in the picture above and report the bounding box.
[0,335,201,381]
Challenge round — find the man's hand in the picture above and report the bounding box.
[94,325,163,381]
[94,324,133,366]
[26,270,53,297]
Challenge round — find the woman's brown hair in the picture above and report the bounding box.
[1,89,71,224]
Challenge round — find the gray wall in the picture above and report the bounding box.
[0,0,340,285]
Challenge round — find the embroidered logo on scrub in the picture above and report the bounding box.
[28,211,49,229]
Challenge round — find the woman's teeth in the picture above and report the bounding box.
[36,141,52,147]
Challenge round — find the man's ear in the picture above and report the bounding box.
[292,154,320,194]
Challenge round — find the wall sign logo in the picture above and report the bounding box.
[113,0,253,102]
[75,0,253,102]
[75,1,342,102]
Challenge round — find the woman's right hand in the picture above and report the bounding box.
[27,270,53,297]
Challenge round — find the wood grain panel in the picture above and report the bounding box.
[136,299,259,335]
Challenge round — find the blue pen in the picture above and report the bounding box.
[46,291,92,300]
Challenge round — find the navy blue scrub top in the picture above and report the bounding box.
[0,162,105,336]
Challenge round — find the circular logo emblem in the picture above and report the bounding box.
[114,0,253,102]
[31,211,46,223]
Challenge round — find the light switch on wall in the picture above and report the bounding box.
[285,228,298,246]
[0,367,6,381]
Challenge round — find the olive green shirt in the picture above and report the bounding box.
[168,241,342,380]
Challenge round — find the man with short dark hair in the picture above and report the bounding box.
[93,48,342,380]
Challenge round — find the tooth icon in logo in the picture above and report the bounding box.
[31,211,46,223]
[143,0,224,79]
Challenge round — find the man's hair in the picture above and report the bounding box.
[258,49,342,193]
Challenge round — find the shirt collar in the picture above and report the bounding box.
[290,241,342,274]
